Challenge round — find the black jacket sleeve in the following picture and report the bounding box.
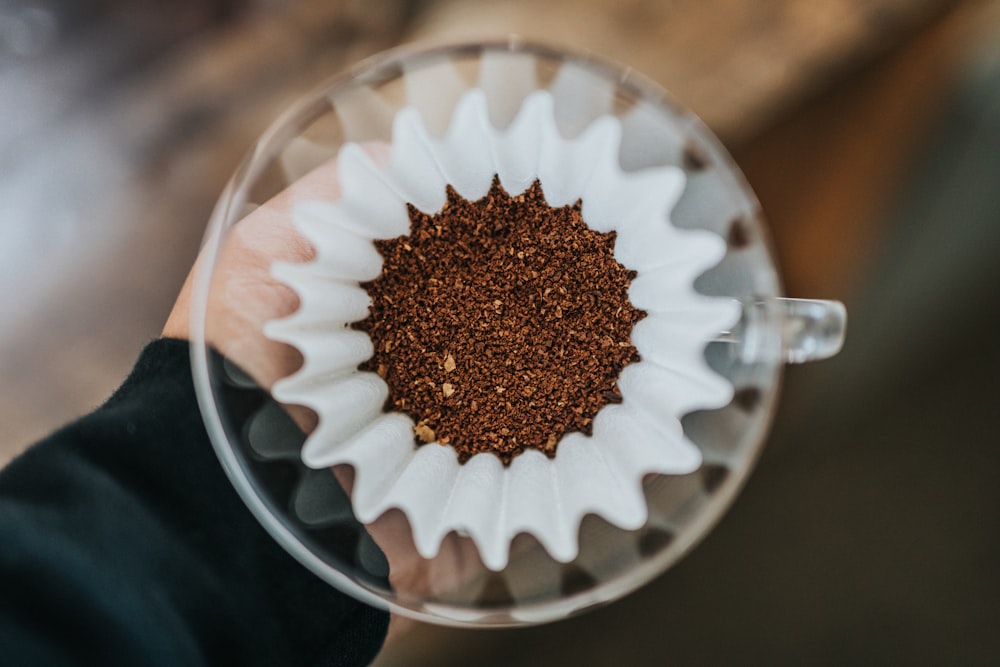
[0,339,388,666]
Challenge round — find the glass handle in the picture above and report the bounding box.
[717,297,847,365]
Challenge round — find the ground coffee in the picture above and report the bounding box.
[356,178,644,464]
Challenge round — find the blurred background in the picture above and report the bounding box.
[1,0,998,664]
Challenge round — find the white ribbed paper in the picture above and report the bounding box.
[265,88,737,571]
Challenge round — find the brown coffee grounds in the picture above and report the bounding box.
[355,178,645,464]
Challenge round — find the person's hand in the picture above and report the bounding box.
[163,162,339,392]
[163,150,482,640]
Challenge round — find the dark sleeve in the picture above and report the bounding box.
[0,339,389,666]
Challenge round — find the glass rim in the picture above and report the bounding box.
[188,38,785,627]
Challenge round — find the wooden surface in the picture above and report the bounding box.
[411,0,957,143]
[735,1,986,300]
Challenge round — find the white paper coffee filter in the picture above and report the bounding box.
[264,88,739,570]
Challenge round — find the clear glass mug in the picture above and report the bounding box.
[189,40,846,627]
